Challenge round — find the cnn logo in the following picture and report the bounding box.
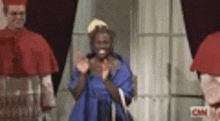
[190,106,209,117]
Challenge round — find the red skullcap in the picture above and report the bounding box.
[191,31,220,76]
[2,0,27,7]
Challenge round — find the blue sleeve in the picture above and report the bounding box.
[68,67,81,92]
[112,62,133,98]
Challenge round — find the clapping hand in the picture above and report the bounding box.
[77,59,90,74]
[74,51,89,74]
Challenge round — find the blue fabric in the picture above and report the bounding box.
[68,53,132,121]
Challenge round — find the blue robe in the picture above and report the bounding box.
[68,53,133,121]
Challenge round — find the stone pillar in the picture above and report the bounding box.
[55,0,95,121]
[170,0,203,121]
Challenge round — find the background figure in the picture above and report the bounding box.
[191,31,220,121]
[68,19,133,121]
[0,0,58,120]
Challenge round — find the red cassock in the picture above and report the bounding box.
[0,27,58,76]
[191,31,220,76]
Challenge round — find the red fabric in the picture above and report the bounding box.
[2,0,27,7]
[0,27,58,76]
[191,31,220,76]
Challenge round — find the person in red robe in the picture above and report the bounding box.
[191,31,220,121]
[0,0,58,120]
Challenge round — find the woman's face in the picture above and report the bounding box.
[94,32,112,59]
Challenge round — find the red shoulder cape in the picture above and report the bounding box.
[0,27,58,76]
[191,31,220,76]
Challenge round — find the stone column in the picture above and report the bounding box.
[170,0,203,121]
[55,0,95,121]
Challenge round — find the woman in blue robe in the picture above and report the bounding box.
[68,20,133,121]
